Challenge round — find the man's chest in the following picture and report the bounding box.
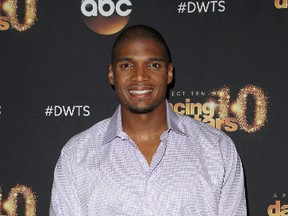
[74,145,224,216]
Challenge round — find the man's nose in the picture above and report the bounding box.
[132,65,149,82]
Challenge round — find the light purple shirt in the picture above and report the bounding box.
[50,102,247,216]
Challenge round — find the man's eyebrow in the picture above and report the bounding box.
[115,57,166,63]
[149,57,165,62]
[115,57,133,63]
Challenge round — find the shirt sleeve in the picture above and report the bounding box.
[217,136,247,216]
[49,145,84,216]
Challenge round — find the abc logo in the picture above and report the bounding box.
[81,0,132,17]
[80,0,132,35]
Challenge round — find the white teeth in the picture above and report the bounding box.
[129,90,152,95]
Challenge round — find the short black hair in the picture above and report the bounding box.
[111,25,171,64]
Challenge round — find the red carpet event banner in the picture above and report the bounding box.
[0,0,288,215]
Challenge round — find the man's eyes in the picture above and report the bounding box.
[120,63,132,69]
[118,62,162,69]
[148,63,161,68]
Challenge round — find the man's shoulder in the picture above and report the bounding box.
[176,113,234,148]
[178,114,227,137]
[176,113,238,164]
[60,117,111,157]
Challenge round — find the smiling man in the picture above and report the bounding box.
[50,25,247,216]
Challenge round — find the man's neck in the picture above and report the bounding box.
[121,102,168,142]
[121,102,168,165]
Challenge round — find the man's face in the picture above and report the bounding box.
[108,39,173,114]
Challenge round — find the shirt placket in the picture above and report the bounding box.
[144,131,169,216]
[125,131,169,216]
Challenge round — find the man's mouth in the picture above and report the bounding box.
[128,89,153,95]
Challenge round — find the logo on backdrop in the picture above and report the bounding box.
[274,0,288,9]
[81,0,132,35]
[177,1,225,14]
[169,84,268,133]
[0,185,36,215]
[0,0,37,31]
[267,193,288,216]
[44,105,90,117]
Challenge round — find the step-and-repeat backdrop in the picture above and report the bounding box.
[1,0,287,215]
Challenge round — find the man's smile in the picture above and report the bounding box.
[128,89,153,95]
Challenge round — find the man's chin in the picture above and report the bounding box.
[128,105,155,114]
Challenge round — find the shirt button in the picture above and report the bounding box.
[148,210,153,215]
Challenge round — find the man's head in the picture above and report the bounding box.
[108,25,173,114]
[111,25,171,65]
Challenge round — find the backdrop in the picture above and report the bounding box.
[0,0,287,215]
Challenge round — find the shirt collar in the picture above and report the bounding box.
[166,101,188,136]
[102,100,188,146]
[102,106,124,145]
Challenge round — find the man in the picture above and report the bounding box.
[50,25,247,215]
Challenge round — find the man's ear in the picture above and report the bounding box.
[108,64,114,85]
[167,63,173,84]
